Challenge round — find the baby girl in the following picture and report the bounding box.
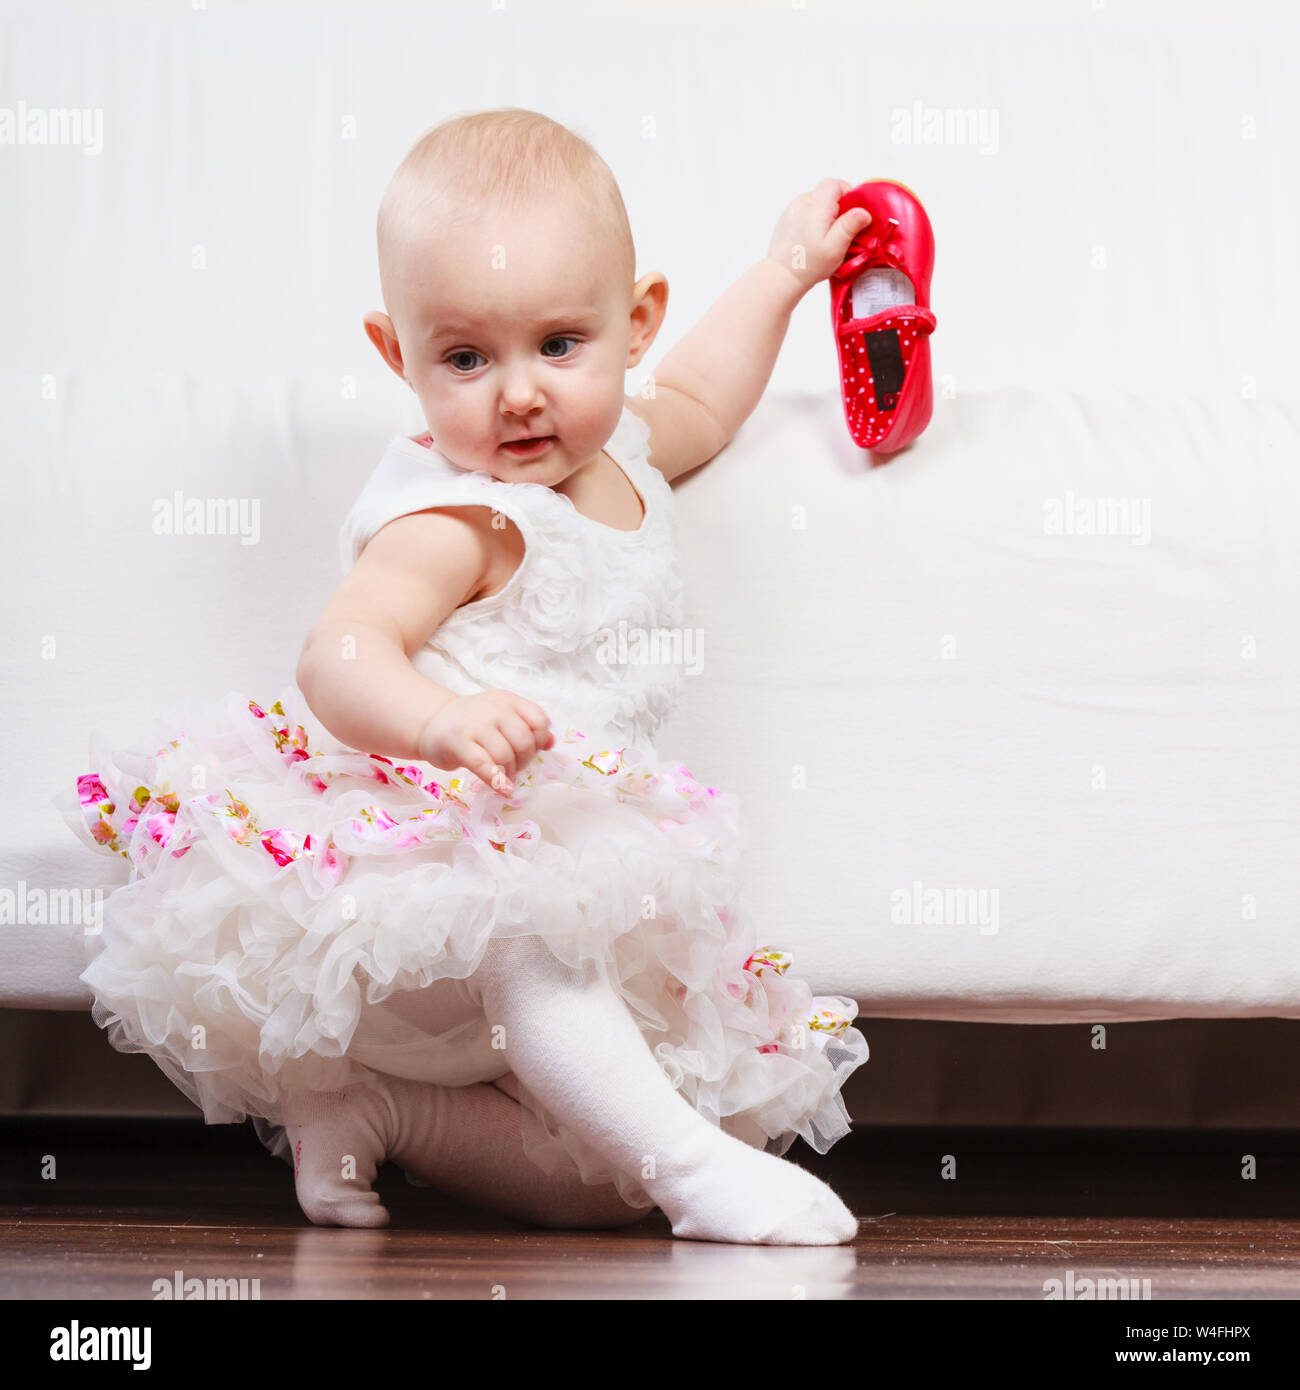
[62,106,874,1246]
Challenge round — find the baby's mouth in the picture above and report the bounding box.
[500,435,556,456]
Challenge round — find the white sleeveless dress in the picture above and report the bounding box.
[55,405,869,1206]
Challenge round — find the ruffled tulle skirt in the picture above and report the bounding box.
[53,685,869,1206]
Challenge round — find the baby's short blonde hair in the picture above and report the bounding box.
[376,107,636,313]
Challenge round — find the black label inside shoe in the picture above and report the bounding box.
[865,329,906,412]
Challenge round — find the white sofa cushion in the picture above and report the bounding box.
[661,385,1300,1021]
[10,381,1299,1023]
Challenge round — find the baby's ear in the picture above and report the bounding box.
[362,311,408,382]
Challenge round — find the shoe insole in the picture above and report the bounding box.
[864,329,907,412]
[851,265,914,319]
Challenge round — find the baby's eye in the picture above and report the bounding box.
[540,335,580,358]
[446,349,485,373]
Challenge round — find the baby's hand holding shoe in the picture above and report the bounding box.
[766,178,873,295]
[417,690,554,796]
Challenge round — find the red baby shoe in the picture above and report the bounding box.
[830,180,937,454]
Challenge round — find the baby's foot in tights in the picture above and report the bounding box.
[281,1074,655,1231]
[280,1084,394,1228]
[656,1130,859,1246]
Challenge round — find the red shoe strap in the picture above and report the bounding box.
[837,304,937,339]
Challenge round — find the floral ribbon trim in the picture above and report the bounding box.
[742,948,854,1053]
[74,699,845,1055]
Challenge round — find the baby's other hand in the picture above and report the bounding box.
[766,179,872,294]
[417,690,554,797]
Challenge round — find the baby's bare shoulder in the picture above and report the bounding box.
[364,503,525,611]
[317,506,518,656]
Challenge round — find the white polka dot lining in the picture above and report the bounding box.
[837,305,936,449]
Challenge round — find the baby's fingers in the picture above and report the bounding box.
[499,712,547,772]
[467,735,516,795]
[833,205,872,243]
[811,176,849,208]
[513,696,554,749]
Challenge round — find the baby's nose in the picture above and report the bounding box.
[501,372,544,410]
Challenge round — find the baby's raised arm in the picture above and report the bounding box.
[296,507,552,792]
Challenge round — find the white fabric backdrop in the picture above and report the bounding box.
[3,0,1298,1019]
[2,0,1297,397]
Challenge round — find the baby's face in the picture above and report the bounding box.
[388,192,636,485]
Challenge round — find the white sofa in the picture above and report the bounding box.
[9,380,1300,1026]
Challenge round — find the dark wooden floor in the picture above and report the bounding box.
[3,1120,1300,1300]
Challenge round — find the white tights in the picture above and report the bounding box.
[461,934,857,1244]
[282,933,857,1245]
